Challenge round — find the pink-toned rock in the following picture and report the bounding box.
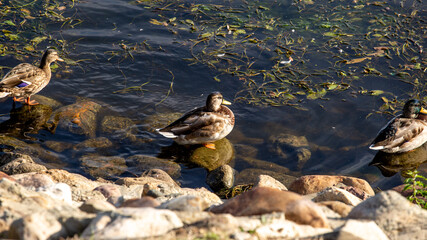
[288,175,374,196]
[210,187,329,228]
[94,185,122,199]
[12,173,54,189]
[120,197,160,208]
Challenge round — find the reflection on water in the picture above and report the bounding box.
[370,143,427,177]
[0,104,52,139]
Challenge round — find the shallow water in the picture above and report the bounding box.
[0,0,426,190]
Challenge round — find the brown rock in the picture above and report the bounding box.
[317,201,353,217]
[288,175,374,196]
[255,174,288,191]
[120,197,160,208]
[210,187,329,228]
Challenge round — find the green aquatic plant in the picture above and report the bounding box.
[134,0,426,110]
[403,170,427,209]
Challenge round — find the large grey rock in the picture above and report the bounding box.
[347,190,427,240]
[159,195,209,212]
[81,208,183,239]
[255,174,288,191]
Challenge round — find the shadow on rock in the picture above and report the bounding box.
[158,138,235,171]
[369,142,427,177]
[0,104,52,139]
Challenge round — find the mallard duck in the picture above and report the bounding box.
[0,48,63,105]
[157,92,235,149]
[369,99,427,153]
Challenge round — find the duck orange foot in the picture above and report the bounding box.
[14,96,39,105]
[203,143,216,150]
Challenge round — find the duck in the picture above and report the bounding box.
[157,92,235,149]
[0,48,63,105]
[369,99,427,153]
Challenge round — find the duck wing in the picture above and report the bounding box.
[158,107,216,136]
[0,63,45,88]
[370,117,427,152]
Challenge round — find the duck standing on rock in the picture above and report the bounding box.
[369,99,427,153]
[0,48,63,105]
[157,92,235,149]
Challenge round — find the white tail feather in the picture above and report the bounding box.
[0,92,11,98]
[369,144,385,150]
[156,129,177,139]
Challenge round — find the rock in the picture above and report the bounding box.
[156,187,223,207]
[255,219,331,239]
[9,210,67,240]
[236,168,297,187]
[48,99,102,138]
[239,156,295,174]
[94,185,122,199]
[268,133,311,169]
[126,155,181,179]
[206,165,235,192]
[255,174,288,191]
[160,195,209,212]
[0,171,15,181]
[81,208,183,239]
[120,197,160,208]
[0,152,47,175]
[186,138,235,171]
[73,137,113,150]
[210,187,329,228]
[141,169,179,186]
[12,173,55,189]
[143,112,183,132]
[31,95,63,109]
[43,169,105,202]
[337,220,389,240]
[173,211,213,225]
[312,187,362,206]
[80,199,116,213]
[44,140,73,152]
[288,175,375,196]
[36,183,73,205]
[347,190,427,240]
[317,201,353,217]
[79,154,126,179]
[101,115,134,133]
[233,144,258,158]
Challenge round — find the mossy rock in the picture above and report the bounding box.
[187,138,235,171]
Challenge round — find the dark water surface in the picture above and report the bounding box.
[0,0,426,190]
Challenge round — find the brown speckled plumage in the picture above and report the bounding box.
[157,92,235,146]
[0,48,63,105]
[370,99,427,153]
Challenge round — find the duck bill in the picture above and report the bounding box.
[420,107,427,115]
[222,99,232,105]
[57,57,64,62]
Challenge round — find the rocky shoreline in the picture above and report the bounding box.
[1,152,426,240]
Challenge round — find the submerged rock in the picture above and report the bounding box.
[126,155,181,179]
[79,154,127,179]
[236,168,297,188]
[143,112,183,132]
[268,133,311,169]
[186,138,235,171]
[48,99,102,138]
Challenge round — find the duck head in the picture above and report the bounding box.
[40,48,64,68]
[403,99,427,118]
[206,92,231,112]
